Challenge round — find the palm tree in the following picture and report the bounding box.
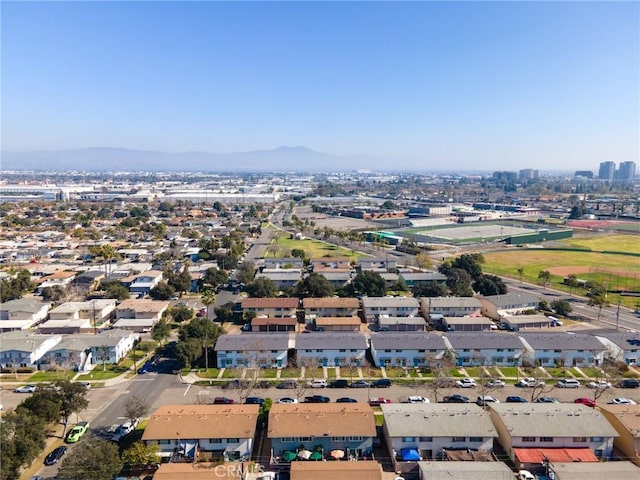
[201,289,216,321]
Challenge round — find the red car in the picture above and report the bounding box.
[574,397,595,408]
[369,397,391,406]
[213,397,235,404]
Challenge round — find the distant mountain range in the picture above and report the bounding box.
[1,146,399,172]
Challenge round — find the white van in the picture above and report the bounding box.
[556,379,580,388]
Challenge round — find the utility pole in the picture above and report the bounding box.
[615,298,621,331]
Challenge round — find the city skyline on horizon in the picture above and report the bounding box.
[2,1,638,171]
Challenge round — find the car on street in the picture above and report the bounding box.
[476,395,499,406]
[506,396,529,403]
[369,397,392,406]
[307,379,327,388]
[14,385,37,393]
[213,397,235,404]
[574,397,596,407]
[517,470,535,480]
[66,421,89,443]
[608,398,637,405]
[556,379,581,389]
[371,379,392,388]
[535,397,560,403]
[303,395,330,403]
[350,380,370,388]
[587,380,611,389]
[137,362,153,374]
[44,446,67,466]
[455,378,477,388]
[619,379,640,389]
[486,379,506,388]
[244,397,265,405]
[241,323,252,332]
[407,396,430,404]
[336,397,358,403]
[277,397,298,404]
[442,394,470,403]
[111,420,138,442]
[327,379,349,388]
[515,377,545,388]
[276,381,298,389]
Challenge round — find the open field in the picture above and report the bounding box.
[560,234,640,254]
[568,219,640,234]
[264,229,370,261]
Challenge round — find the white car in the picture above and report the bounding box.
[455,378,477,388]
[14,385,37,393]
[608,398,637,405]
[587,380,611,389]
[556,379,581,388]
[307,379,327,388]
[110,420,137,442]
[277,397,298,404]
[407,396,430,404]
[516,377,545,388]
[486,379,506,388]
[476,395,500,406]
[518,471,535,480]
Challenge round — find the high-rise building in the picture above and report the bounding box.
[518,169,539,180]
[598,162,615,181]
[617,161,636,180]
[492,171,517,182]
[574,170,593,179]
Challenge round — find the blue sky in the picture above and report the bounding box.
[2,1,638,170]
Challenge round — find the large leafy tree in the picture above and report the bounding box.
[439,265,474,297]
[296,272,334,298]
[350,271,386,297]
[450,253,484,281]
[18,387,62,423]
[178,317,223,369]
[43,380,89,436]
[121,442,160,466]
[246,277,277,298]
[104,282,130,301]
[0,269,35,302]
[412,282,448,298]
[473,274,508,296]
[151,319,171,344]
[149,281,175,300]
[124,395,150,424]
[169,304,194,323]
[166,268,192,295]
[202,268,227,288]
[0,410,47,480]
[57,439,123,480]
[236,261,256,284]
[551,299,572,316]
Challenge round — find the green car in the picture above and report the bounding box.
[66,421,89,443]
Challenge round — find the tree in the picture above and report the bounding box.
[151,319,171,344]
[516,267,525,283]
[538,270,552,289]
[121,442,160,467]
[296,272,334,298]
[451,253,484,281]
[551,299,572,316]
[0,409,47,480]
[149,281,175,300]
[412,281,448,298]
[215,252,238,270]
[423,350,457,403]
[350,270,386,297]
[41,285,66,303]
[439,265,474,297]
[18,388,62,423]
[214,302,236,323]
[565,274,579,296]
[201,288,216,320]
[175,339,202,369]
[88,244,118,279]
[104,282,130,301]
[169,304,194,323]
[291,248,306,259]
[415,253,433,270]
[0,269,36,302]
[236,261,256,284]
[246,277,277,298]
[57,439,123,480]
[166,268,192,295]
[124,395,150,424]
[179,317,223,370]
[473,274,508,296]
[203,268,227,289]
[49,380,89,436]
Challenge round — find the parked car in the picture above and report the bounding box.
[556,379,581,388]
[66,421,89,443]
[574,397,596,407]
[486,379,506,388]
[213,397,235,404]
[455,378,477,388]
[14,385,37,393]
[241,323,252,332]
[506,396,529,403]
[407,396,430,404]
[44,446,67,466]
[307,379,327,388]
[476,395,499,406]
[608,397,637,404]
[587,380,611,389]
[111,420,138,442]
[277,397,298,404]
[369,397,392,406]
[276,381,298,389]
[535,397,560,403]
[244,397,265,405]
[619,379,640,389]
[304,395,330,403]
[517,471,535,480]
[350,380,370,388]
[515,377,545,388]
[442,394,470,403]
[327,379,349,388]
[371,379,392,388]
[336,397,358,403]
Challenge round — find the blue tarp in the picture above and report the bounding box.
[401,448,420,461]
[179,441,197,458]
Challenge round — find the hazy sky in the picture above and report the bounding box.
[2,1,638,170]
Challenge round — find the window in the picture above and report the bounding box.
[591,437,603,442]
[497,348,504,352]
[339,349,346,352]
[331,436,346,442]
[158,440,170,445]
[384,349,392,353]
[418,349,425,353]
[452,437,466,442]
[469,437,484,442]
[299,436,313,442]
[271,350,278,353]
[402,437,415,442]
[281,437,296,443]
[540,437,553,442]
[316,349,323,353]
[522,437,536,442]
[573,437,587,443]
[348,436,363,442]
[419,437,432,442]
[226,438,239,443]
[209,438,222,444]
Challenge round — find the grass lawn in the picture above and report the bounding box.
[374,413,384,426]
[386,368,408,379]
[464,367,484,378]
[497,367,519,378]
[365,369,383,378]
[264,230,369,261]
[195,368,220,379]
[28,371,75,382]
[407,369,421,378]
[261,369,278,379]
[222,369,241,379]
[77,363,129,381]
[579,367,602,378]
[449,369,465,377]
[326,368,337,379]
[569,367,587,378]
[544,367,566,378]
[561,235,640,255]
[279,368,300,378]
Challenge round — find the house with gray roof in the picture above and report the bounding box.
[399,271,447,288]
[356,257,397,271]
[255,270,301,289]
[420,296,482,318]
[378,316,427,332]
[0,331,62,370]
[263,257,304,270]
[313,271,351,287]
[595,331,640,366]
[418,462,514,480]
[479,292,540,320]
[361,296,421,323]
[0,298,51,331]
[446,332,527,366]
[381,403,498,462]
[214,333,291,368]
[500,314,551,331]
[519,332,608,367]
[488,403,619,467]
[442,316,494,332]
[369,333,451,367]
[549,462,640,480]
[296,332,367,367]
